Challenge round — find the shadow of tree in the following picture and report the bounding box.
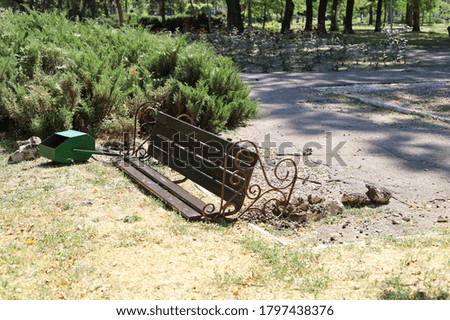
[241,71,450,179]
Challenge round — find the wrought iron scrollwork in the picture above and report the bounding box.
[201,140,298,220]
[127,102,196,160]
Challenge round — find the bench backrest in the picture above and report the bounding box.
[147,111,258,212]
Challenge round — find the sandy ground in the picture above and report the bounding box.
[226,60,450,244]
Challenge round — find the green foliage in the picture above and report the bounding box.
[0,10,255,137]
[139,13,222,32]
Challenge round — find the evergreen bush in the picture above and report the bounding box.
[0,10,256,138]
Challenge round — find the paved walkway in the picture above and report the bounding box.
[234,51,450,218]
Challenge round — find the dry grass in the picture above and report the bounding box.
[1,144,449,300]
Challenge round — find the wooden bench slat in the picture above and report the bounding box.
[152,122,256,171]
[150,129,249,190]
[149,141,246,205]
[127,158,208,213]
[114,159,202,220]
[156,112,258,167]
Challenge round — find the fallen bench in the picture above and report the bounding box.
[114,109,259,220]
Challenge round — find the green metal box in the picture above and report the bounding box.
[39,130,95,164]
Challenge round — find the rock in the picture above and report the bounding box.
[391,219,400,225]
[308,194,324,204]
[341,193,369,207]
[365,183,392,204]
[342,221,351,229]
[402,217,411,222]
[8,136,41,164]
[296,202,310,212]
[285,204,295,212]
[330,233,341,242]
[17,136,41,147]
[292,196,307,206]
[327,200,345,215]
[437,216,448,223]
[288,212,307,223]
[310,203,328,220]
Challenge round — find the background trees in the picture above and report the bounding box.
[0,0,448,34]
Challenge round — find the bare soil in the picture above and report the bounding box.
[233,67,450,245]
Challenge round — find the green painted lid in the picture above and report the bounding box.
[57,130,88,138]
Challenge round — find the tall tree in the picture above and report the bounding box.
[159,0,166,23]
[343,0,355,33]
[281,0,294,33]
[368,2,374,25]
[329,0,340,31]
[103,0,110,17]
[116,0,125,25]
[304,0,313,31]
[374,0,383,32]
[405,1,413,27]
[262,0,268,29]
[247,0,253,27]
[226,0,244,32]
[412,0,420,31]
[189,0,195,16]
[317,0,329,33]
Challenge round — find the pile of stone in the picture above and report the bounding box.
[240,182,392,230]
[7,137,41,164]
[240,193,345,230]
[275,194,344,223]
[341,183,392,207]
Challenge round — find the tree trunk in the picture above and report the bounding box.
[226,0,244,32]
[189,0,195,16]
[369,4,373,25]
[81,0,88,18]
[116,0,125,25]
[329,0,340,31]
[281,0,294,34]
[262,0,267,29]
[374,0,382,32]
[103,0,109,17]
[159,0,166,23]
[304,0,313,31]
[247,0,252,27]
[405,1,413,27]
[317,0,329,33]
[89,0,97,18]
[57,0,63,12]
[343,0,355,33]
[412,0,420,32]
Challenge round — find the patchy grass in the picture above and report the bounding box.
[241,237,329,296]
[1,142,449,299]
[380,274,449,300]
[344,24,450,49]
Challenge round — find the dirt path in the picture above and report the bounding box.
[230,68,450,244]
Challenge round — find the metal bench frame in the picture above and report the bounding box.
[115,102,298,221]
